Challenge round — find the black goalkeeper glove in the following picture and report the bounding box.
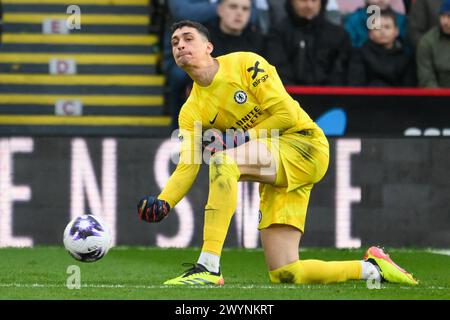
[202,129,250,154]
[137,196,170,223]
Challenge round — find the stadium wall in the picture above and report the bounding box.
[1,136,449,249]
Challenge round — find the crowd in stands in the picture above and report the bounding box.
[161,0,449,126]
[0,0,446,127]
[161,0,450,128]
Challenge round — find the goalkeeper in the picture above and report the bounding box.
[137,20,418,286]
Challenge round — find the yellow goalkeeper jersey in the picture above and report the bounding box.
[158,51,319,208]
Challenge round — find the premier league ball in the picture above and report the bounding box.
[63,214,111,262]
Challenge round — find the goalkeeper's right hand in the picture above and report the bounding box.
[137,195,170,223]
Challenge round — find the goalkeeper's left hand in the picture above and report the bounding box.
[202,129,250,154]
[137,195,170,223]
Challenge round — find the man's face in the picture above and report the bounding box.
[366,0,391,10]
[369,16,399,47]
[218,0,252,34]
[291,0,321,20]
[440,13,450,35]
[171,26,213,68]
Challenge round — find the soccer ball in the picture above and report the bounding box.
[63,214,111,262]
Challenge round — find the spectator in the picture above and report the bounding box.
[328,0,406,26]
[267,0,288,27]
[265,0,351,86]
[344,0,407,47]
[255,0,271,34]
[267,0,350,26]
[326,0,344,25]
[403,0,412,13]
[338,0,405,15]
[408,0,442,48]
[348,9,416,86]
[206,0,264,57]
[416,0,450,88]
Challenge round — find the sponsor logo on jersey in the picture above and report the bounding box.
[247,61,265,79]
[247,61,269,87]
[235,106,263,130]
[252,74,269,87]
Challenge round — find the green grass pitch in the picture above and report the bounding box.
[0,247,449,300]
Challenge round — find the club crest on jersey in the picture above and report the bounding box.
[234,90,247,104]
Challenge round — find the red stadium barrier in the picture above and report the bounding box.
[286,86,450,97]
[285,86,450,136]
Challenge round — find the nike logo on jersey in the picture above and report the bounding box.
[209,112,219,124]
[247,61,265,79]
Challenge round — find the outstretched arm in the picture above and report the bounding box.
[138,107,202,223]
[158,155,201,209]
[138,130,201,223]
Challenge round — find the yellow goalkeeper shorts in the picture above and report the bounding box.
[257,128,329,233]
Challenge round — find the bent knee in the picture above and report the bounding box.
[209,151,233,166]
[208,152,240,181]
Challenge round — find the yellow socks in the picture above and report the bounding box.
[269,260,362,284]
[201,153,240,256]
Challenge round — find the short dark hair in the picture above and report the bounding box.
[170,20,211,42]
[379,8,398,27]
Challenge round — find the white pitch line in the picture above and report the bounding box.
[426,249,450,256]
[0,283,448,291]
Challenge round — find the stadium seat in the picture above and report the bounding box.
[0,0,171,136]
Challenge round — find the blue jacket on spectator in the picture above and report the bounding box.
[344,7,407,47]
[168,0,219,24]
